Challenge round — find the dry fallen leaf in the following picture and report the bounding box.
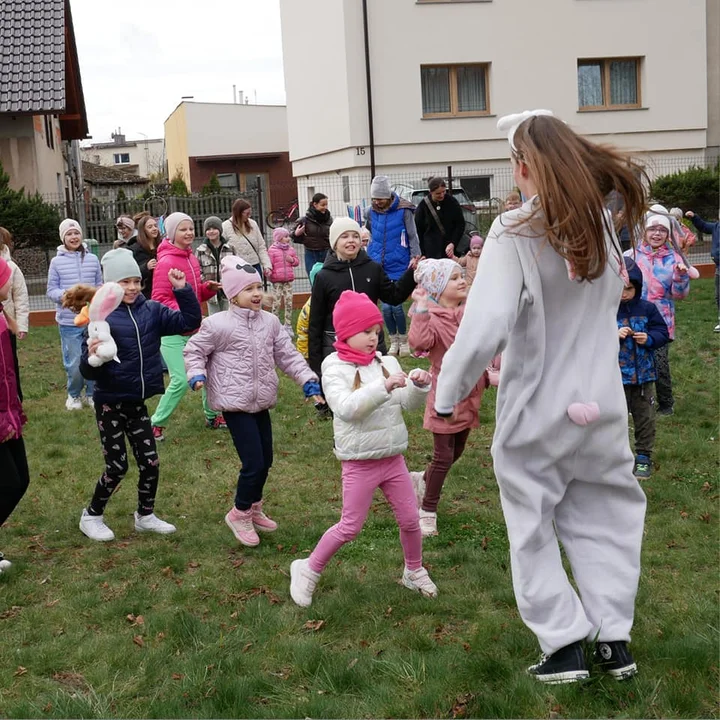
[303,619,326,632]
[699,512,711,523]
[347,658,359,670]
[133,635,144,647]
[14,666,27,677]
[172,673,184,680]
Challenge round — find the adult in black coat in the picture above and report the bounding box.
[414,177,466,259]
[132,215,161,299]
[308,217,416,377]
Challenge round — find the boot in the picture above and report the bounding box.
[388,334,400,356]
[398,334,411,358]
[251,501,278,532]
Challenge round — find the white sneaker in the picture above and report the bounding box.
[0,552,11,572]
[714,323,720,333]
[410,471,426,508]
[419,509,438,537]
[402,566,438,598]
[65,395,83,411]
[83,395,95,408]
[388,335,400,356]
[134,512,176,535]
[79,509,115,541]
[290,558,320,607]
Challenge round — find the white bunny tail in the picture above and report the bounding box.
[497,109,555,150]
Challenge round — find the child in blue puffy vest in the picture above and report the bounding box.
[617,257,670,479]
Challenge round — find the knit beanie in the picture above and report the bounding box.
[0,257,11,289]
[645,214,670,232]
[116,216,135,231]
[220,255,262,300]
[470,234,484,249]
[272,227,290,244]
[59,218,82,242]
[101,248,142,282]
[329,217,361,251]
[332,290,384,342]
[309,261,324,287]
[370,175,392,199]
[414,258,463,300]
[203,216,223,234]
[165,212,194,243]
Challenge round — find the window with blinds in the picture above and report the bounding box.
[421,64,490,118]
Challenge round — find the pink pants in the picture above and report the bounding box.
[308,454,422,574]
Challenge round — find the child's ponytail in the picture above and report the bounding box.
[351,362,390,391]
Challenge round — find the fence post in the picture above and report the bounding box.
[447,165,453,190]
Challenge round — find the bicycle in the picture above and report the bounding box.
[266,199,299,229]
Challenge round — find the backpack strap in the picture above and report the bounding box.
[424,195,446,237]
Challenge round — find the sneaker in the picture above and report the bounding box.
[206,415,227,430]
[402,566,438,598]
[419,509,438,537]
[290,558,321,607]
[657,406,674,416]
[398,334,411,358]
[251,501,278,532]
[79,509,115,541]
[134,512,176,535]
[151,426,165,441]
[65,395,83,411]
[527,641,589,684]
[594,641,638,680]
[0,552,11,572]
[388,335,400,356]
[410,471,426,508]
[83,395,95,408]
[714,323,720,333]
[633,455,652,479]
[225,506,260,547]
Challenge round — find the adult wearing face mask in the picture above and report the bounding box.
[115,216,137,249]
[414,177,465,260]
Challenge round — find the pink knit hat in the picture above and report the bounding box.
[0,257,11,289]
[272,227,290,244]
[332,290,383,342]
[220,256,262,299]
[470,234,484,249]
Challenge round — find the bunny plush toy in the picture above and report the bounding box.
[87,283,125,367]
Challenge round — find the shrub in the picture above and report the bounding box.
[169,169,190,197]
[651,164,720,220]
[201,172,222,196]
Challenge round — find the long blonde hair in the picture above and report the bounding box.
[511,115,647,281]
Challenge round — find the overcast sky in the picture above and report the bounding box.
[70,0,286,144]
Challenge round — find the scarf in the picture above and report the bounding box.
[333,339,376,366]
[307,206,331,225]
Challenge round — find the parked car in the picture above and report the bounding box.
[391,181,478,229]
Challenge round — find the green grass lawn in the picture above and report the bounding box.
[0,281,718,719]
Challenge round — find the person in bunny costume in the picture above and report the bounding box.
[78,249,202,542]
[435,111,648,684]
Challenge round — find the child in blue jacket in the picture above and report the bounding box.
[685,210,720,331]
[618,257,670,479]
[78,249,201,542]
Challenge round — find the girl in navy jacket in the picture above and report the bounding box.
[78,249,201,542]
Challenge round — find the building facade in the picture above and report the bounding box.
[81,132,166,179]
[279,0,718,211]
[164,101,297,211]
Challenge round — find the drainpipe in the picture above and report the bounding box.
[361,0,376,177]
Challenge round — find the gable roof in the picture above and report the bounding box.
[82,161,149,186]
[0,0,88,138]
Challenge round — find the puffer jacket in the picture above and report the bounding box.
[183,305,317,413]
[617,261,670,386]
[152,239,216,312]
[196,237,235,304]
[366,194,421,280]
[321,352,429,460]
[79,287,202,403]
[689,213,719,264]
[308,249,416,376]
[408,305,486,434]
[222,218,272,272]
[296,207,332,252]
[268,241,299,283]
[46,246,102,325]
[0,314,26,441]
[0,247,29,333]
[625,242,689,339]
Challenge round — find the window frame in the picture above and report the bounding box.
[421,63,490,119]
[113,153,131,164]
[577,57,641,112]
[216,172,240,190]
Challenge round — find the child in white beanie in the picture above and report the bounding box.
[47,219,102,410]
[78,248,202,542]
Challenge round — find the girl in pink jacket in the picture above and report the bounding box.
[407,259,490,537]
[183,257,323,548]
[267,228,299,335]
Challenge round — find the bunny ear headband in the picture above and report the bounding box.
[496,109,556,152]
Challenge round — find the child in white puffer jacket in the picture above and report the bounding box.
[289,290,438,607]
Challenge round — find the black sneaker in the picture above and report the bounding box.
[527,641,589,684]
[594,641,638,680]
[315,402,333,420]
[657,406,674,416]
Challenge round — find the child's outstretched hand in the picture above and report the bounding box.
[411,287,429,311]
[168,269,187,289]
[385,372,407,393]
[408,368,431,387]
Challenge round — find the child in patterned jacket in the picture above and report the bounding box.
[268,228,299,335]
